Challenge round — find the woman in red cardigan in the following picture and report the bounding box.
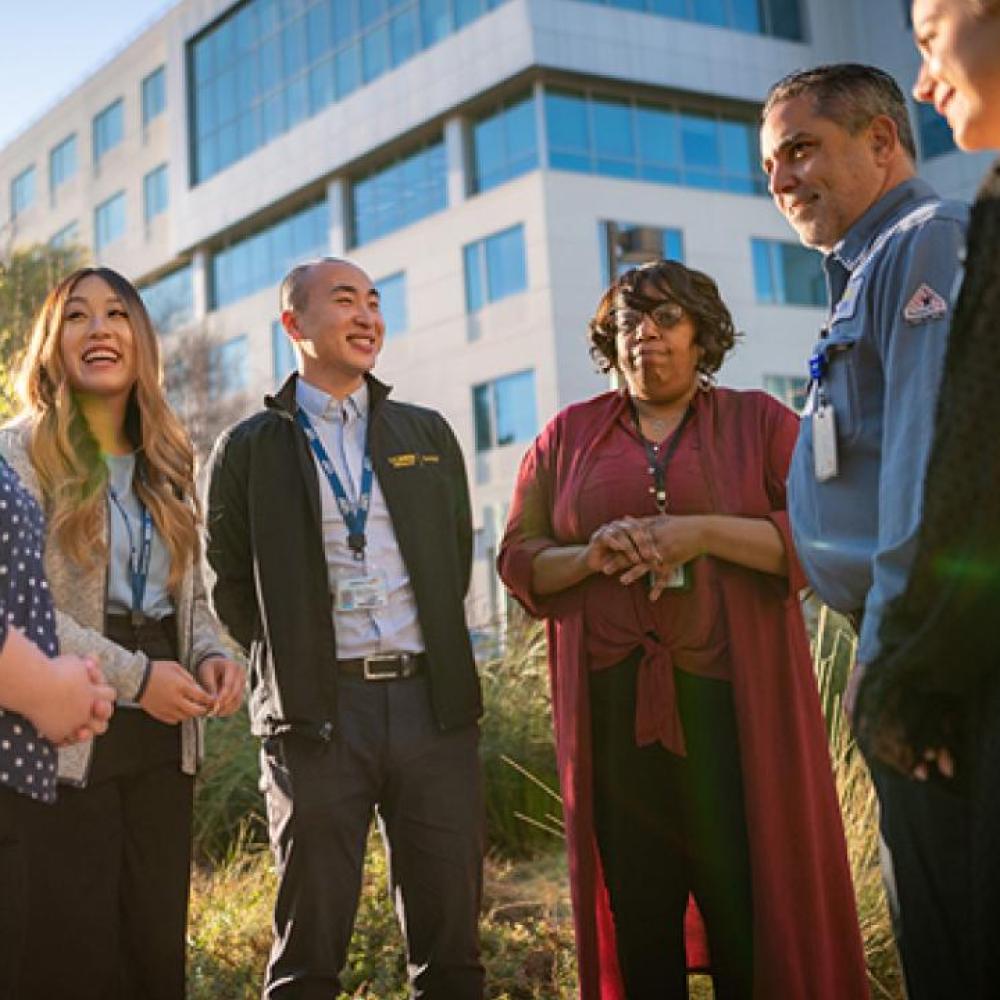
[498,260,867,1000]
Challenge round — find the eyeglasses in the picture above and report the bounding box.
[613,301,685,335]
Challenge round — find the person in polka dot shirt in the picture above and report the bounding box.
[0,455,115,1000]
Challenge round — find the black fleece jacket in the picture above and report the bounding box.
[205,373,481,740]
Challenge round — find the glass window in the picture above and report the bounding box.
[213,334,250,396]
[472,370,537,452]
[351,139,446,245]
[93,99,124,165]
[545,87,764,198]
[213,199,329,308]
[545,90,591,172]
[751,238,826,307]
[568,0,802,39]
[472,92,538,193]
[49,135,78,194]
[376,271,408,336]
[916,101,956,160]
[142,66,167,126]
[10,166,36,218]
[763,373,808,412]
[50,221,80,249]
[94,191,127,252]
[143,164,169,223]
[464,224,527,312]
[272,319,298,384]
[599,221,684,284]
[139,265,194,333]
[189,0,508,183]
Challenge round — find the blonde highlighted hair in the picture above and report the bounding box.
[16,267,199,590]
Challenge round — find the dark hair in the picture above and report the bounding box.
[762,63,917,161]
[588,260,738,381]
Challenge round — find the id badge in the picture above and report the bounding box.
[813,401,839,482]
[335,570,389,612]
[647,562,693,593]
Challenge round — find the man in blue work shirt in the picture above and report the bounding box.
[760,64,969,998]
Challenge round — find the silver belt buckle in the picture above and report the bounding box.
[363,653,402,681]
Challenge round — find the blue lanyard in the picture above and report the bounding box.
[295,408,373,561]
[108,486,153,625]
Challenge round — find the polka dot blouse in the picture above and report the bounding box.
[0,458,58,803]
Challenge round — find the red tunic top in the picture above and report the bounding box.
[498,387,868,1000]
[581,412,728,754]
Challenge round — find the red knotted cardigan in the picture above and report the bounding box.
[498,386,868,1000]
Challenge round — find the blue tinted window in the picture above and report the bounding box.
[473,370,536,451]
[600,221,684,284]
[214,335,250,396]
[139,265,194,333]
[546,88,762,197]
[593,97,636,178]
[751,238,826,307]
[351,140,446,245]
[93,100,124,164]
[10,166,36,218]
[916,101,956,160]
[376,271,408,336]
[567,0,801,38]
[143,164,169,223]
[190,0,507,183]
[142,67,167,126]
[50,136,78,194]
[213,199,329,308]
[763,373,808,412]
[272,319,298,384]
[464,224,527,311]
[50,221,80,248]
[472,93,538,193]
[94,191,126,252]
[545,90,591,172]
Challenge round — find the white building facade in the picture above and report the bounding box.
[1,0,991,623]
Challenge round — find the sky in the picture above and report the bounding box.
[0,0,178,147]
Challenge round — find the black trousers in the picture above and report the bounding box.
[261,672,485,1000]
[19,614,194,1000]
[591,654,754,1000]
[870,763,971,1000]
[0,786,28,1000]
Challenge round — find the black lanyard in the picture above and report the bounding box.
[628,399,694,514]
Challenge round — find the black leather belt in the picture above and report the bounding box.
[336,652,426,681]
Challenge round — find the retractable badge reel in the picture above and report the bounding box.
[809,350,838,482]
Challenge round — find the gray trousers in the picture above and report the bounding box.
[260,673,485,1000]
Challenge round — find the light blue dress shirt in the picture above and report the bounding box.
[295,377,425,658]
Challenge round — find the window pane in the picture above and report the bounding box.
[917,101,956,160]
[464,243,484,312]
[95,191,126,251]
[140,265,194,333]
[779,242,827,307]
[473,384,492,452]
[272,319,298,383]
[11,166,36,217]
[376,271,408,336]
[592,97,636,177]
[143,164,169,222]
[484,225,526,302]
[691,0,726,24]
[751,239,776,303]
[493,371,536,447]
[142,66,166,125]
[472,93,538,192]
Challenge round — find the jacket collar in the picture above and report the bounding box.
[267,372,392,417]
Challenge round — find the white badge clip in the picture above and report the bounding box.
[813,400,839,482]
[335,571,389,612]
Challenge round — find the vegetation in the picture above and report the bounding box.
[188,611,904,999]
[0,242,87,416]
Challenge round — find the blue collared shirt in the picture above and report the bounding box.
[787,178,968,664]
[295,377,425,658]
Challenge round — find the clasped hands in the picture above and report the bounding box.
[139,656,245,724]
[585,513,703,600]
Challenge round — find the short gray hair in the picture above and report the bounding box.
[762,63,917,161]
[279,256,353,314]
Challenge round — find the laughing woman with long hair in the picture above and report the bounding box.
[0,266,244,1000]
